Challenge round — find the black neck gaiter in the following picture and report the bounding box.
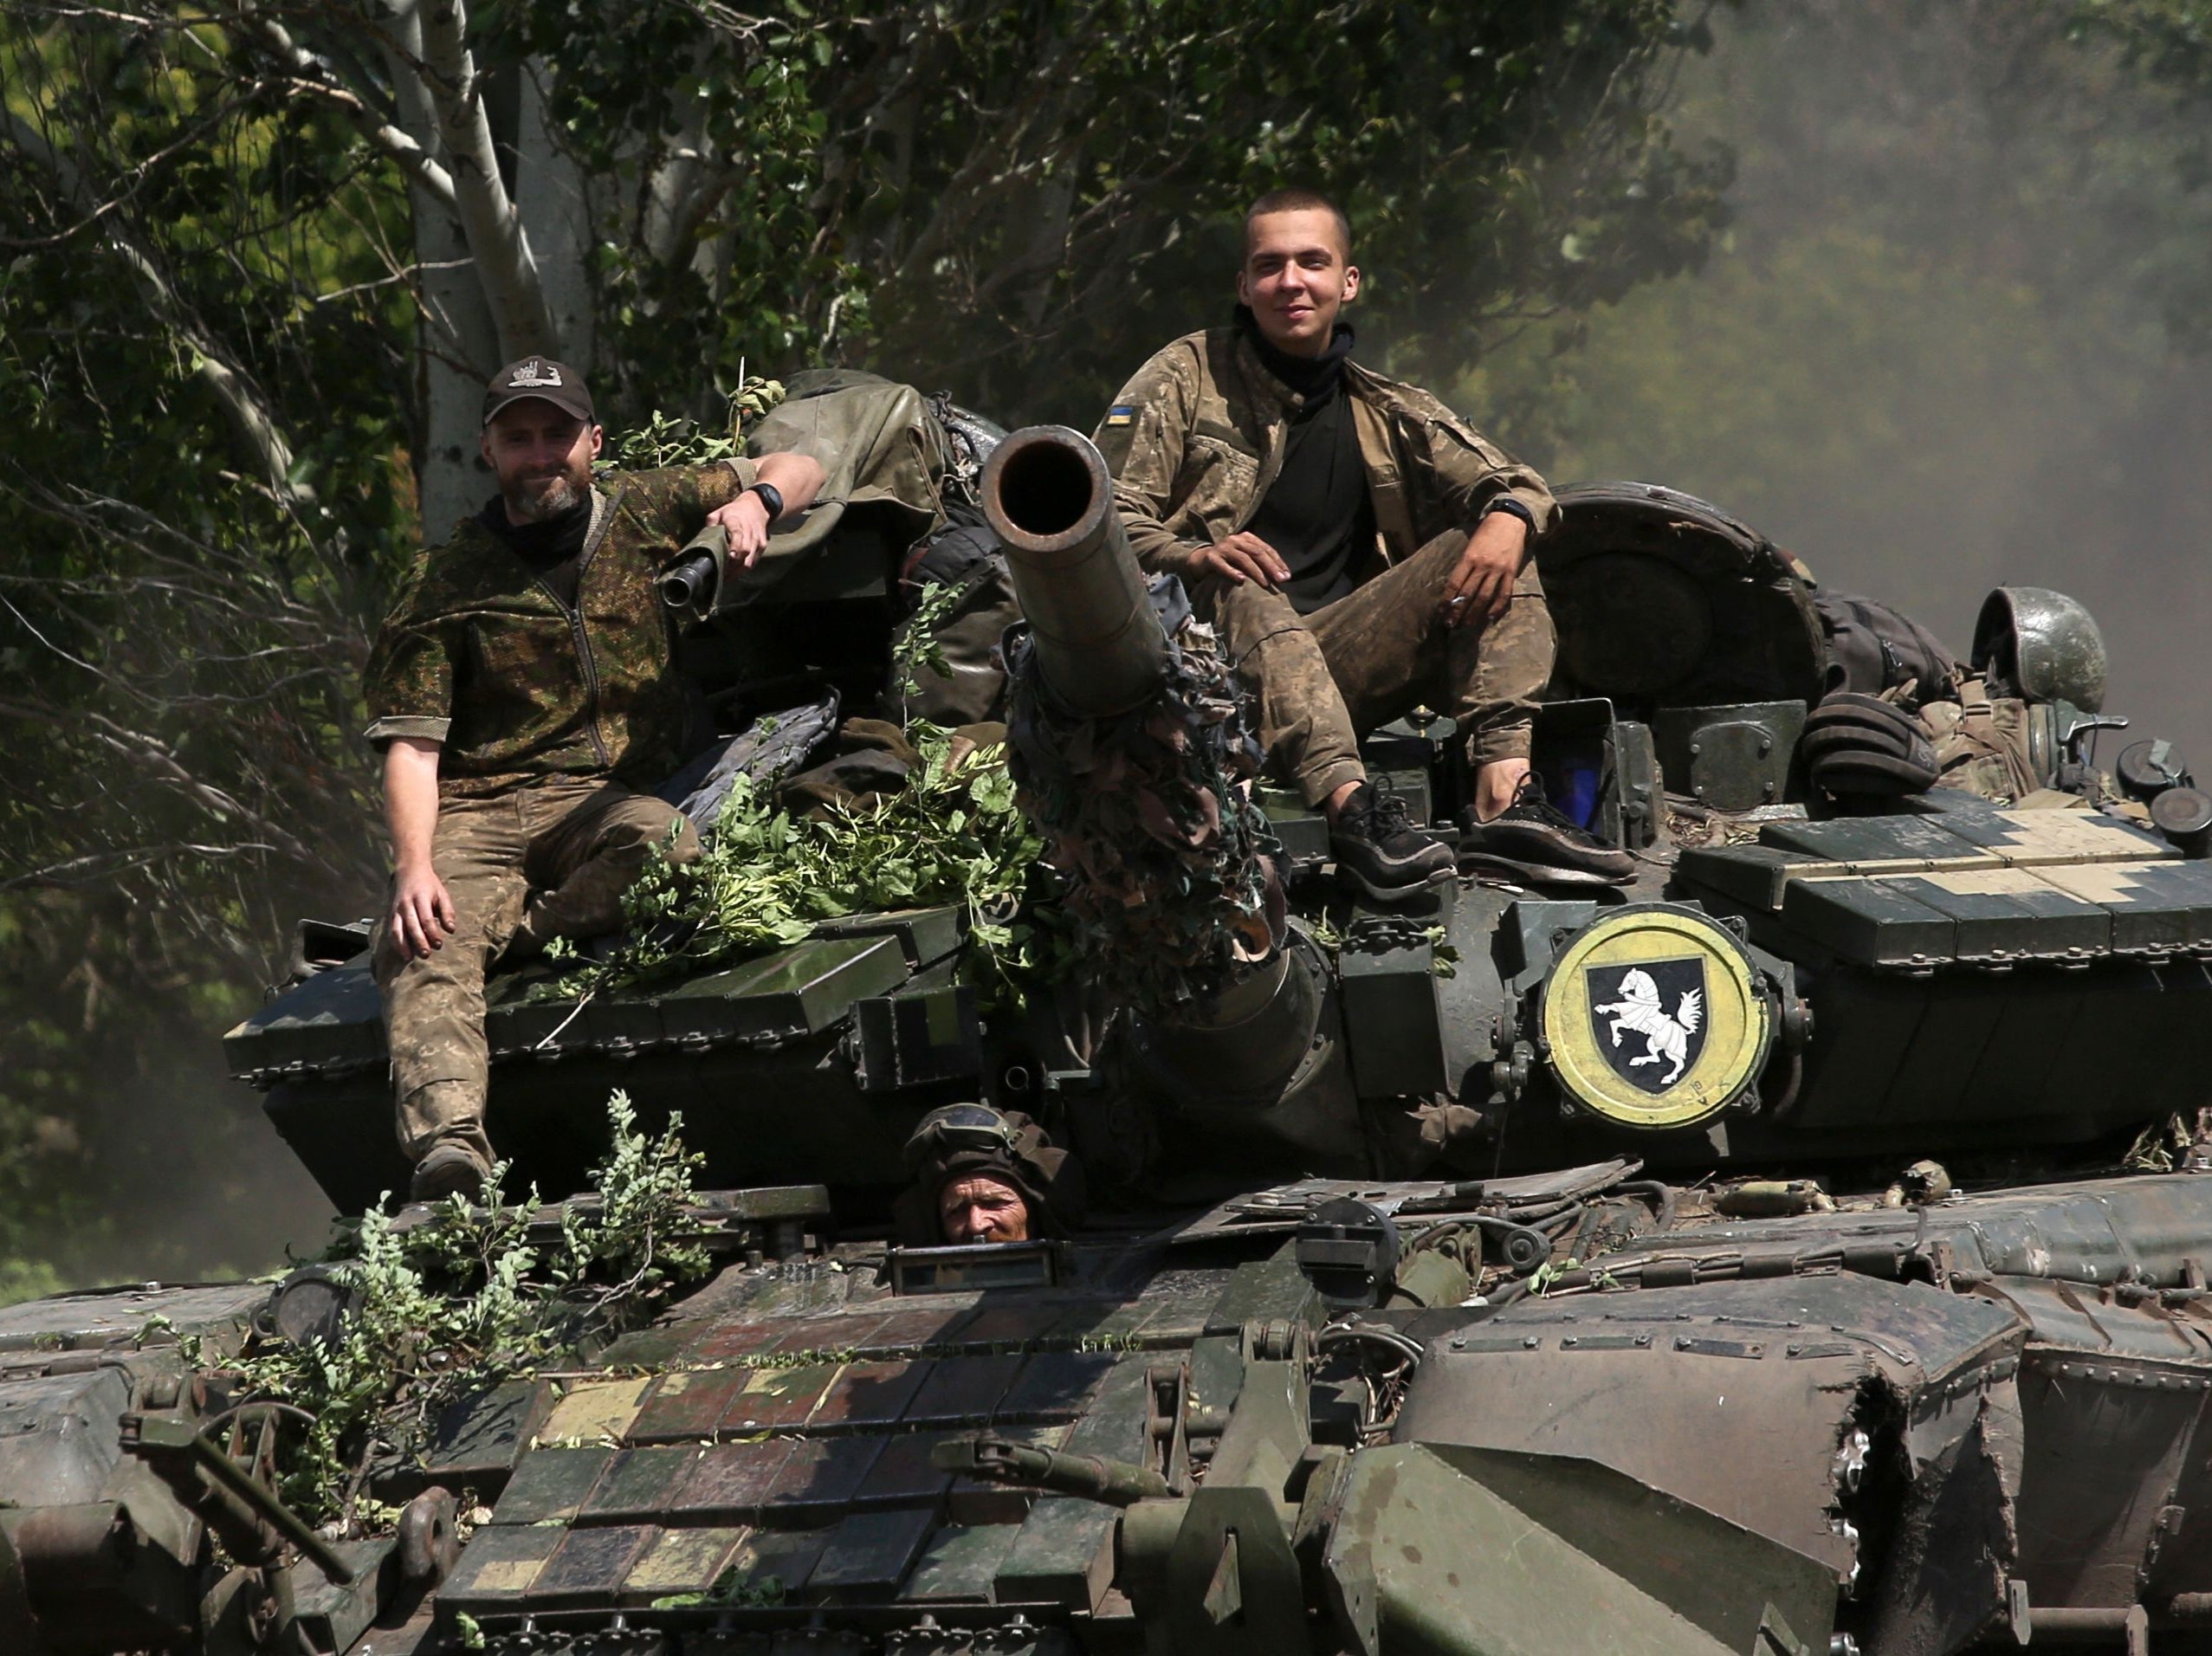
[481,495,592,611]
[1236,308,1372,614]
[1237,303,1355,400]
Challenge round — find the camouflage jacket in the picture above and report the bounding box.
[363,463,754,797]
[1093,326,1557,582]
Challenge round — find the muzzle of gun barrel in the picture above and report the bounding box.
[981,425,1167,719]
[659,549,719,616]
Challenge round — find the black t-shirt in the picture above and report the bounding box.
[479,496,592,611]
[1240,311,1374,614]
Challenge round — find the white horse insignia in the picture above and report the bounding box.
[1594,967,1704,1086]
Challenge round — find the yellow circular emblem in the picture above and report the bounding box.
[1540,905,1771,1130]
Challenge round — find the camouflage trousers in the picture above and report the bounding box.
[1200,527,1555,806]
[372,777,701,1165]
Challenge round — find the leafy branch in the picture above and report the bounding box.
[152,1091,710,1527]
[605,379,788,471]
[890,579,960,700]
[557,722,1049,994]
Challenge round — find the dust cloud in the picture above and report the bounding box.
[84,1046,337,1292]
[1476,0,2212,761]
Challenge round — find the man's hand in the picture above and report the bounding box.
[389,861,456,960]
[1441,509,1529,627]
[706,454,826,574]
[382,735,450,961]
[707,491,772,572]
[1194,530,1290,588]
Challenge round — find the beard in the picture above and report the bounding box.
[501,460,592,523]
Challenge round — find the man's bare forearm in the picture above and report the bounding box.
[384,736,443,871]
[705,451,829,569]
[754,450,826,517]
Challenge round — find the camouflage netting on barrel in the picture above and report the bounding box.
[1005,578,1284,1019]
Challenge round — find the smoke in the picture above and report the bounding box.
[1472,0,2212,758]
[0,889,340,1304]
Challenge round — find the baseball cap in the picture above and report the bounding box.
[482,357,594,428]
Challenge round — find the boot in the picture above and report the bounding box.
[1460,773,1637,882]
[410,1138,492,1203]
[1330,780,1454,902]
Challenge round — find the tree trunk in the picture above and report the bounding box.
[416,0,559,361]
[514,68,597,372]
[376,0,502,537]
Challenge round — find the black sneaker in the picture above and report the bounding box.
[1460,775,1637,883]
[1331,780,1454,901]
[409,1140,491,1204]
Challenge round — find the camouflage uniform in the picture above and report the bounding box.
[1922,675,2041,804]
[362,463,753,1163]
[1096,327,1558,805]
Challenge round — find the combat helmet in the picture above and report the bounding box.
[891,1103,1087,1245]
[1973,585,2109,711]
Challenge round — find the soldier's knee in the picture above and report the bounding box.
[1213,579,1299,644]
[595,799,698,868]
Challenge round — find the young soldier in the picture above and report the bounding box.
[364,357,826,1200]
[1095,189,1632,898]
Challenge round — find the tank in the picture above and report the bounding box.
[10,428,2212,1655]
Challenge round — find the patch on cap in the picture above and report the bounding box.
[482,356,593,427]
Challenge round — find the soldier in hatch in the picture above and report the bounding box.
[1096,188,1633,899]
[894,1104,1086,1245]
[363,357,827,1201]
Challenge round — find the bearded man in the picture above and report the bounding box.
[1096,189,1632,898]
[362,357,826,1200]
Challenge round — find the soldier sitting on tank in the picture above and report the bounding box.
[893,1104,1086,1245]
[362,357,827,1202]
[1094,187,1633,900]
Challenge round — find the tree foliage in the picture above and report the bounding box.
[1465,0,2212,735]
[0,0,1729,1291]
[508,0,1733,417]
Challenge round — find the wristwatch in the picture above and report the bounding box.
[1481,497,1536,533]
[744,481,785,522]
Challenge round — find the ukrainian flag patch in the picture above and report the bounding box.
[1105,404,1136,427]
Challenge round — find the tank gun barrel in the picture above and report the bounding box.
[980,424,1167,718]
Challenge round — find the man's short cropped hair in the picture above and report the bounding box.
[1244,187,1353,258]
